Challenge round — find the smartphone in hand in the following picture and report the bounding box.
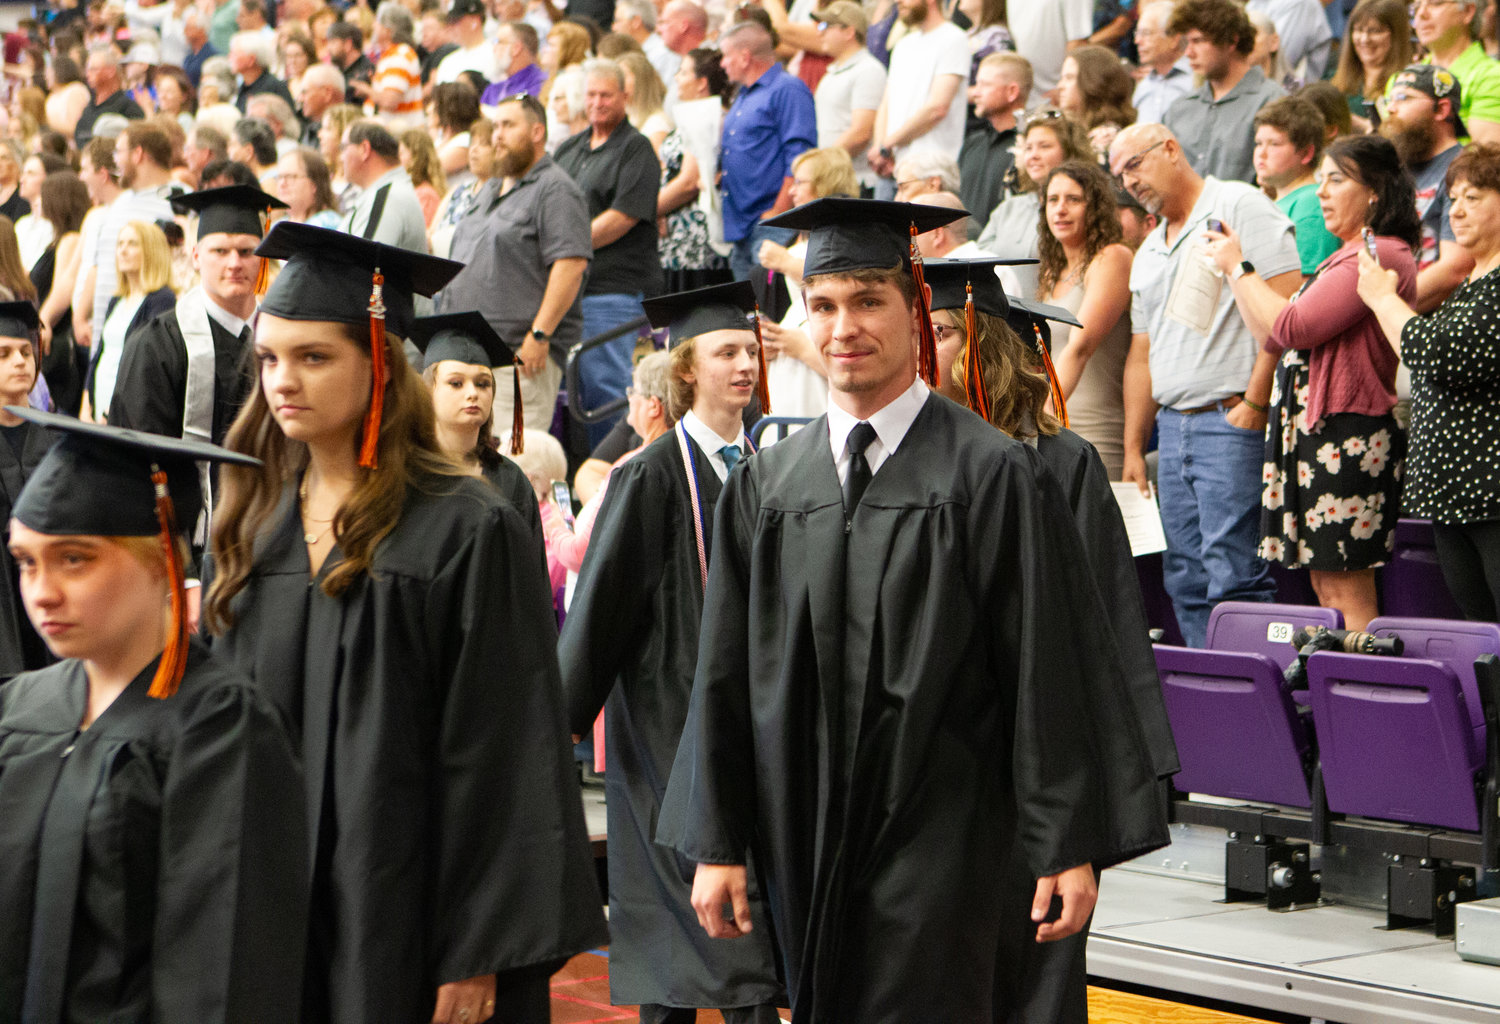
[1207,217,1226,234]
[1362,227,1380,264]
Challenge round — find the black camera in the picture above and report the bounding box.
[1283,626,1404,693]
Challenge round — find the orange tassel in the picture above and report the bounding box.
[147,466,187,699]
[908,225,938,387]
[1033,324,1069,428]
[360,270,386,469]
[962,285,991,422]
[510,366,524,455]
[253,207,272,296]
[752,302,771,416]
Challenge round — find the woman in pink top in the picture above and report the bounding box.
[543,349,676,574]
[1208,135,1419,629]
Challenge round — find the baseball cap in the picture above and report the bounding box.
[813,1,868,36]
[447,0,485,21]
[1392,64,1466,137]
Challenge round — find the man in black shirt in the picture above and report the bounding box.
[958,52,1029,239]
[554,57,661,445]
[327,22,376,106]
[229,32,295,113]
[75,47,144,149]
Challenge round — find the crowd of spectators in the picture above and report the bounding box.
[5,0,1500,634]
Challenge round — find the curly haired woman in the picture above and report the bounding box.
[1036,159,1133,478]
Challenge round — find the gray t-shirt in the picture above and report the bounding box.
[1410,143,1461,271]
[341,166,429,255]
[1164,66,1284,185]
[814,48,887,187]
[436,156,592,356]
[1129,176,1300,410]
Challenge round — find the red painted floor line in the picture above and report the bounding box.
[551,973,610,986]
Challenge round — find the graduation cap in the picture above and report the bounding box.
[764,198,967,388]
[0,300,39,340]
[173,184,287,296]
[641,280,771,414]
[409,311,526,455]
[256,222,464,469]
[6,407,261,700]
[922,258,1078,427]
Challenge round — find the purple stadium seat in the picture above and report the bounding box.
[1206,602,1344,668]
[1156,603,1343,807]
[1307,619,1500,833]
[1380,519,1465,620]
[1369,617,1500,755]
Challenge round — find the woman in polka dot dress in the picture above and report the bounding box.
[1357,143,1500,622]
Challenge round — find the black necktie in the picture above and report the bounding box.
[842,421,877,525]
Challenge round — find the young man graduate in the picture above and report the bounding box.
[110,184,286,447]
[657,199,1170,1023]
[559,280,785,1024]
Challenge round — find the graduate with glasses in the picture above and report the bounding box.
[203,223,606,1024]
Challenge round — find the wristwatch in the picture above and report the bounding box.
[1230,260,1255,281]
[530,328,552,344]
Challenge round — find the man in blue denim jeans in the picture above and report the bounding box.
[555,57,663,444]
[1111,123,1301,646]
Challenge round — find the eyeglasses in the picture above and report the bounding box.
[1114,139,1165,181]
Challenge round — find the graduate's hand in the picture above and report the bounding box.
[691,863,753,938]
[1032,863,1097,943]
[430,973,495,1024]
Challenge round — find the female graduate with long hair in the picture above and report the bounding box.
[0,411,307,1023]
[202,222,605,1024]
[925,256,1178,1024]
[410,310,541,540]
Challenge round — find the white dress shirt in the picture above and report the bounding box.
[826,376,929,484]
[680,408,748,483]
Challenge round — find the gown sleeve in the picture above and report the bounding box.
[424,500,607,983]
[106,313,184,436]
[994,452,1168,876]
[655,462,760,864]
[151,681,309,1021]
[557,455,669,737]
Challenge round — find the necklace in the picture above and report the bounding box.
[299,474,336,546]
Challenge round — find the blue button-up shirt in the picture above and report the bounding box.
[720,63,816,242]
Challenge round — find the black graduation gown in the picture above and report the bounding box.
[0,641,308,1023]
[212,473,607,1023]
[107,307,253,446]
[479,448,543,548]
[993,429,1181,1024]
[657,394,1169,1023]
[0,420,54,676]
[559,430,783,1008]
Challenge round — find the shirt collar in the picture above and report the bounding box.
[826,376,929,462]
[202,291,252,337]
[681,408,746,454]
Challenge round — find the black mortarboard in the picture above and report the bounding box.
[0,301,39,340]
[763,197,966,278]
[172,184,287,239]
[410,311,516,370]
[411,311,524,453]
[256,222,464,466]
[256,221,463,340]
[918,259,1078,428]
[641,280,757,341]
[6,407,262,698]
[9,407,260,536]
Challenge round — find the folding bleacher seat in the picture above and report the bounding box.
[1155,602,1342,907]
[1306,619,1500,933]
